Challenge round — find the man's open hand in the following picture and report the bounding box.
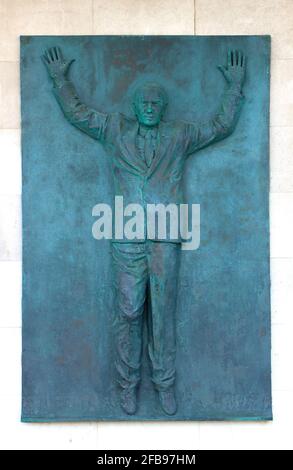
[218,50,246,89]
[42,47,74,83]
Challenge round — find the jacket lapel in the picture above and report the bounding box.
[120,121,147,174]
[119,119,170,176]
[147,121,170,177]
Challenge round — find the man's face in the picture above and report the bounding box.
[133,87,166,127]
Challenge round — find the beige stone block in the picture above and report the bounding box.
[270,193,293,258]
[270,59,293,127]
[93,0,194,35]
[0,62,20,129]
[271,258,293,325]
[272,323,293,392]
[270,126,293,192]
[0,130,21,195]
[0,395,99,450]
[97,421,199,450]
[0,194,21,261]
[0,328,21,397]
[0,261,21,327]
[198,391,293,450]
[0,0,93,61]
[196,0,293,59]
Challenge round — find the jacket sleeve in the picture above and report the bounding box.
[183,84,244,157]
[52,79,116,143]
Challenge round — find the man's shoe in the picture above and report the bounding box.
[120,387,137,415]
[159,388,177,415]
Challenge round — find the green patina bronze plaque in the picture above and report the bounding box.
[21,36,271,421]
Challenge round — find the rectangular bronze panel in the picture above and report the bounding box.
[21,36,271,421]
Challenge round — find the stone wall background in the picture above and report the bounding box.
[0,0,292,450]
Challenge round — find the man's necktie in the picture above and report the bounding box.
[144,129,156,167]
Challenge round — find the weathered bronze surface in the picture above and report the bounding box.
[21,36,271,422]
[43,46,245,415]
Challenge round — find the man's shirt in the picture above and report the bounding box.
[136,125,158,167]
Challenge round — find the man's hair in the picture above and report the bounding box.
[133,82,168,107]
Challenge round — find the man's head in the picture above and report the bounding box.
[132,82,168,127]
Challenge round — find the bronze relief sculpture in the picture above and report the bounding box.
[42,46,245,416]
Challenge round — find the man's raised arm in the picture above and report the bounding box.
[42,47,111,142]
[184,50,246,157]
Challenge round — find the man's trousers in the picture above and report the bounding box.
[112,241,180,392]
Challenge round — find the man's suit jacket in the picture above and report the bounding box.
[53,80,244,242]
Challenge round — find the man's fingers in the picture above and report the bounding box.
[50,47,56,61]
[44,46,64,63]
[227,49,246,67]
[41,54,49,65]
[237,50,243,67]
[232,50,235,66]
[44,49,52,63]
[68,58,75,70]
[53,47,59,61]
[49,48,56,61]
[46,48,54,62]
[228,49,245,67]
[233,50,246,67]
[237,50,241,66]
[227,49,232,67]
[218,65,228,80]
[57,46,63,61]
[218,65,226,74]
